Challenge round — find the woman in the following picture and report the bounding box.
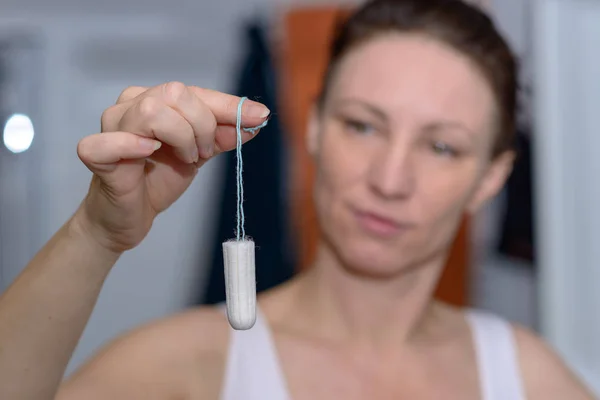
[0,0,595,399]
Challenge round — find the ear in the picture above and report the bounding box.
[466,150,515,214]
[306,105,321,157]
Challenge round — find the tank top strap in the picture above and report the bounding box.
[466,309,526,400]
[219,304,291,400]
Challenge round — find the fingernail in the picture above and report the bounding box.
[140,138,162,151]
[244,102,270,118]
[190,146,199,163]
[200,144,214,159]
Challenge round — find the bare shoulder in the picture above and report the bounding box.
[57,306,231,400]
[512,324,597,400]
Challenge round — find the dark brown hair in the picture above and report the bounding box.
[317,0,518,157]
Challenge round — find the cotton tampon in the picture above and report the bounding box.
[223,240,256,330]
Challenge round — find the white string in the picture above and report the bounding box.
[235,97,268,241]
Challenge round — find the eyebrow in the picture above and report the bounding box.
[334,98,389,123]
[423,121,476,138]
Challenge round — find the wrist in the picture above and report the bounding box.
[68,207,123,264]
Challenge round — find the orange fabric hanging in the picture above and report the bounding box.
[278,7,470,306]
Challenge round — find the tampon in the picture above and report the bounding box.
[223,239,256,330]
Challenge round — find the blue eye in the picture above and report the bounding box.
[344,119,374,135]
[431,141,457,157]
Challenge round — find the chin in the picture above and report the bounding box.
[329,234,414,279]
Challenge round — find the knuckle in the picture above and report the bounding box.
[137,96,162,119]
[116,86,145,103]
[162,81,187,105]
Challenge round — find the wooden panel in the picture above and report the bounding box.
[278,7,469,306]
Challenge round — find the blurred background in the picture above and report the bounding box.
[0,0,597,395]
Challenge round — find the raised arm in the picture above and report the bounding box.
[0,212,120,399]
[0,82,269,400]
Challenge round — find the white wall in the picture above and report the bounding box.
[533,0,600,394]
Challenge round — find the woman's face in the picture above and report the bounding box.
[309,33,513,278]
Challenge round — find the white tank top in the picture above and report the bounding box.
[219,307,526,400]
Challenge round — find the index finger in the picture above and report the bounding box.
[189,87,270,128]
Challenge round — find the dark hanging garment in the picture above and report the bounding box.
[198,20,296,305]
[497,129,536,265]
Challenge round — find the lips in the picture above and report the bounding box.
[353,208,414,237]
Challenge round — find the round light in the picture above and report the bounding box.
[3,113,35,153]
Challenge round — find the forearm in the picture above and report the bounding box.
[0,210,121,400]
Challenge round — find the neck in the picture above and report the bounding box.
[293,242,446,350]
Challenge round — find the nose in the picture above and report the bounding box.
[367,139,415,199]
